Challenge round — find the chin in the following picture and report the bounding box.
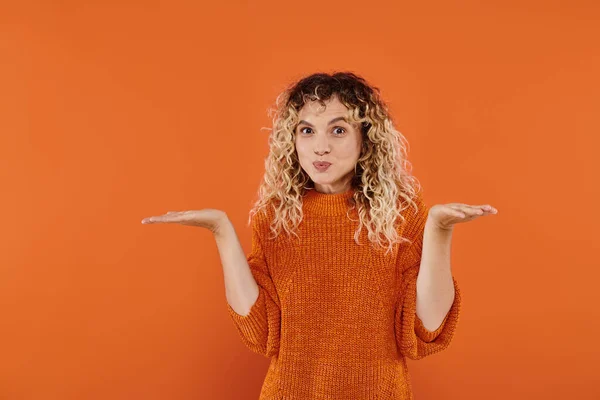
[310,175,336,183]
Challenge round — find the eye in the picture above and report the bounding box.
[298,127,346,135]
[333,127,346,135]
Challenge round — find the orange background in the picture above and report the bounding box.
[1,1,599,399]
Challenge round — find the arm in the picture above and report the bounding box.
[214,218,260,316]
[215,214,281,358]
[142,208,281,357]
[415,218,456,332]
[395,189,461,360]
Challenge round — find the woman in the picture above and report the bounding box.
[142,71,497,399]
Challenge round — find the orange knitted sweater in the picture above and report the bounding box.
[226,187,461,399]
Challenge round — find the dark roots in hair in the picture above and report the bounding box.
[284,71,390,136]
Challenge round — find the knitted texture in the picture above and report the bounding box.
[227,188,461,399]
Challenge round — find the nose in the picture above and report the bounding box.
[314,136,331,155]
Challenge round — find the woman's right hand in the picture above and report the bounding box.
[141,209,229,234]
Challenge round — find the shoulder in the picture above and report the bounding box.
[249,203,278,239]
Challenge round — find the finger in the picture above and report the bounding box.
[461,205,487,215]
[450,205,497,219]
[157,214,185,223]
[446,206,467,218]
[469,204,498,213]
[142,216,165,224]
[447,205,476,216]
[141,214,180,224]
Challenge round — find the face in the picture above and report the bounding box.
[294,95,363,194]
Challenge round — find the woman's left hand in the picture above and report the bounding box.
[427,203,498,231]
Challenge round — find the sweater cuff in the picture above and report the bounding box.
[414,277,460,343]
[415,310,450,343]
[226,288,268,341]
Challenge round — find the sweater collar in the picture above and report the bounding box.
[302,187,356,216]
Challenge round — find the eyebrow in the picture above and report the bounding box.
[297,116,348,128]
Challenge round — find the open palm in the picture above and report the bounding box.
[428,203,498,230]
[141,209,227,233]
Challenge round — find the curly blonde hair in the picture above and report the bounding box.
[247,71,423,255]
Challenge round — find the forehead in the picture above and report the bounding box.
[297,96,349,118]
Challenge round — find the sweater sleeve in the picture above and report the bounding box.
[226,214,281,358]
[394,188,462,360]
